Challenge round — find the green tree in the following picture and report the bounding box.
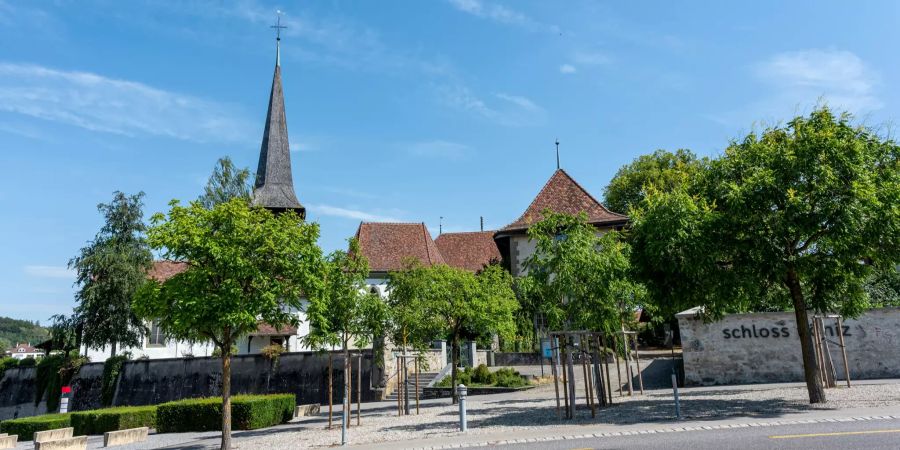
[386,259,443,355]
[630,107,900,404]
[134,198,323,450]
[863,265,900,307]
[69,191,153,357]
[304,238,385,430]
[398,264,518,404]
[521,211,644,335]
[603,149,705,214]
[198,156,252,209]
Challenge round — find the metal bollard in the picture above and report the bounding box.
[457,384,468,432]
[671,371,681,420]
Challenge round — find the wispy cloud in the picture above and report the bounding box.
[559,64,576,74]
[755,49,881,112]
[436,85,546,126]
[406,140,470,160]
[0,63,253,143]
[447,0,558,33]
[307,203,403,223]
[24,265,74,279]
[709,49,881,127]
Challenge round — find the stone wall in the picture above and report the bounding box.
[677,307,900,386]
[1,350,379,420]
[0,367,47,420]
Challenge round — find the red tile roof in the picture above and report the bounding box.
[435,231,501,272]
[148,261,188,282]
[355,222,445,273]
[250,322,298,336]
[499,169,627,233]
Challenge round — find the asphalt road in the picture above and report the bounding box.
[491,417,900,449]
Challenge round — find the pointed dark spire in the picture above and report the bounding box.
[251,29,305,218]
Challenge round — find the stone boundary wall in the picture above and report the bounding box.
[1,350,378,420]
[677,307,900,386]
[492,352,545,366]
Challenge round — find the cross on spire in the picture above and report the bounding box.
[271,11,287,66]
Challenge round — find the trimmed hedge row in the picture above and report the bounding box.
[0,413,71,441]
[157,394,295,433]
[70,405,157,435]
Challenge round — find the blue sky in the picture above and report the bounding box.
[1,0,898,323]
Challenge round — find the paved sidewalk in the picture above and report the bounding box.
[351,404,900,449]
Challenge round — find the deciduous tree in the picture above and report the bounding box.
[134,198,323,449]
[630,107,900,404]
[603,149,705,214]
[198,156,252,209]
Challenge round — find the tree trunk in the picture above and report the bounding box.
[110,341,117,358]
[451,335,460,404]
[220,346,232,450]
[786,268,827,404]
[343,339,350,443]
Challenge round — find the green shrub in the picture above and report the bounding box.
[100,354,130,407]
[435,366,528,388]
[17,357,37,367]
[493,368,527,387]
[157,394,295,433]
[471,364,494,384]
[0,357,18,380]
[0,413,71,441]
[70,405,156,435]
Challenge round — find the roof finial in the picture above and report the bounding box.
[555,139,560,170]
[439,216,443,235]
[271,10,287,66]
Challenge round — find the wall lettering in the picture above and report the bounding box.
[723,325,790,339]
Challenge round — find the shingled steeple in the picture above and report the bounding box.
[251,35,305,218]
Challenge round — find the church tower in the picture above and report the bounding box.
[251,27,306,218]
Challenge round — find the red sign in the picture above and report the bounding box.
[61,386,72,394]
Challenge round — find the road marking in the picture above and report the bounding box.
[770,429,900,439]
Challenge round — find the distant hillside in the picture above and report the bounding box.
[0,316,49,352]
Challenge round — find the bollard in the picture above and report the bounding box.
[457,384,468,432]
[671,371,681,420]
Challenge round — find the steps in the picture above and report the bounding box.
[384,372,440,401]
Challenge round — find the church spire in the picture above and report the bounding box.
[251,14,305,218]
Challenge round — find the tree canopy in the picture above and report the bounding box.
[629,107,900,403]
[198,156,253,209]
[304,238,385,351]
[521,211,644,335]
[69,191,153,356]
[134,198,323,449]
[388,262,518,402]
[603,149,706,215]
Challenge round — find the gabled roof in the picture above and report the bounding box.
[148,261,188,282]
[355,222,445,273]
[435,231,501,272]
[251,56,305,217]
[498,169,627,234]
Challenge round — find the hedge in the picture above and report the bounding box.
[157,394,295,433]
[70,405,156,435]
[0,413,71,441]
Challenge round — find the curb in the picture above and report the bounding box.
[406,414,900,449]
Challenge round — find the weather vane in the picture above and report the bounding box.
[555,139,560,170]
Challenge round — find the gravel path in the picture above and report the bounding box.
[240,379,900,449]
